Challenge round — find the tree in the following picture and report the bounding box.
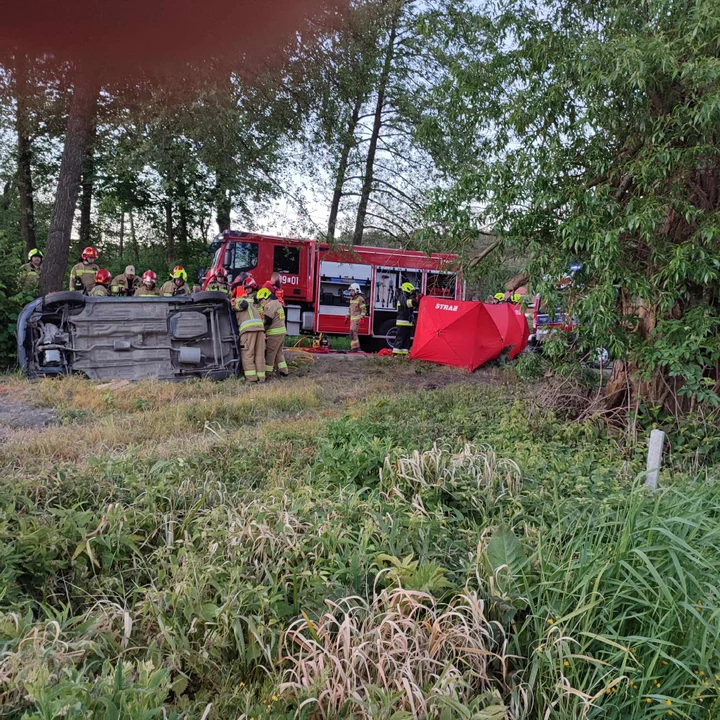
[14,53,36,255]
[352,0,402,244]
[421,0,720,413]
[40,70,98,294]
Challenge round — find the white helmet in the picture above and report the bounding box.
[349,283,361,293]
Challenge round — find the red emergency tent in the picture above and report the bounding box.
[409,299,529,371]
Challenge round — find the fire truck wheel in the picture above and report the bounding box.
[378,320,399,349]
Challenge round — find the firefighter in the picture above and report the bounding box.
[69,246,99,294]
[233,277,266,382]
[160,266,191,296]
[346,282,366,353]
[21,248,43,295]
[207,267,230,295]
[89,269,112,296]
[111,265,141,296]
[257,287,289,377]
[230,271,249,300]
[262,272,285,306]
[393,282,419,357]
[134,270,162,296]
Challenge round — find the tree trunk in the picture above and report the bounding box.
[79,122,96,248]
[15,53,37,256]
[178,198,188,256]
[119,211,124,256]
[328,95,362,241]
[352,4,401,245]
[215,160,232,233]
[129,209,140,263]
[40,72,99,295]
[165,200,174,260]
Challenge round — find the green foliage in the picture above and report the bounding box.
[421,0,720,410]
[3,374,719,717]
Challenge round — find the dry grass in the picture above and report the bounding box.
[380,443,522,498]
[280,588,520,719]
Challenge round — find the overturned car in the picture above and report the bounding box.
[17,291,240,381]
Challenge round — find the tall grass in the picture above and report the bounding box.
[1,377,719,718]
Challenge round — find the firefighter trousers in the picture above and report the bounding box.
[265,333,289,376]
[393,324,412,355]
[349,318,361,350]
[240,331,266,382]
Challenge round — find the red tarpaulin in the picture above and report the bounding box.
[409,299,529,371]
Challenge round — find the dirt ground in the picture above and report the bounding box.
[0,354,503,440]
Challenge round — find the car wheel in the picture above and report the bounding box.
[43,291,86,310]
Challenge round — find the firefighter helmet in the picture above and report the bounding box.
[142,270,157,285]
[28,248,43,260]
[256,287,272,301]
[95,269,112,285]
[171,265,187,282]
[81,246,98,261]
[494,293,506,302]
[349,283,361,293]
[401,282,416,293]
[243,276,258,290]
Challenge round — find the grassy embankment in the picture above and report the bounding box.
[1,358,719,719]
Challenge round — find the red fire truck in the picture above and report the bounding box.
[202,230,464,347]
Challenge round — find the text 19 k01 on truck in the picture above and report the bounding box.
[203,231,465,347]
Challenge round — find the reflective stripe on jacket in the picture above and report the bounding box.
[396,293,416,326]
[349,295,366,320]
[161,280,191,296]
[263,298,286,336]
[234,293,264,334]
[111,273,141,296]
[69,262,98,293]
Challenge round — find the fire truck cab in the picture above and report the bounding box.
[204,230,464,346]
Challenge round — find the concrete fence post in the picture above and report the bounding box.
[645,429,665,490]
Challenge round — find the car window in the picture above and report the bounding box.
[273,245,300,274]
[226,242,259,273]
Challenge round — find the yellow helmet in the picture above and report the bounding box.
[171,266,188,282]
[256,287,272,301]
[511,293,522,303]
[494,293,506,301]
[28,248,43,260]
[401,282,416,293]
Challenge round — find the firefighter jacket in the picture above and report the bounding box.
[160,280,191,297]
[348,294,366,320]
[134,286,162,297]
[69,262,99,293]
[262,281,285,306]
[396,292,418,326]
[111,273,141,296]
[262,298,286,336]
[89,284,109,297]
[234,293,264,334]
[207,281,230,295]
[21,263,41,294]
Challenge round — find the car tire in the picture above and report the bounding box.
[43,291,86,310]
[192,291,229,302]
